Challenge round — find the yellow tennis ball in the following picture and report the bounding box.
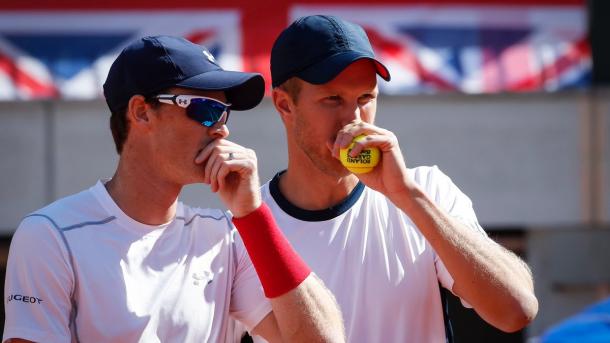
[339,135,380,174]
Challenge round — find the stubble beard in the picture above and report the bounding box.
[293,113,350,179]
[156,148,206,187]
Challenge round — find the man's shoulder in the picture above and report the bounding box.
[408,165,460,196]
[408,165,449,186]
[22,185,103,229]
[14,185,105,246]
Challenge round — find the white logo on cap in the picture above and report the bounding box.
[203,50,216,63]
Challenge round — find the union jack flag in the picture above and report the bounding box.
[0,1,591,99]
[0,11,242,100]
[292,4,591,94]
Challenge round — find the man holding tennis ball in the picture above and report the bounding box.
[258,15,538,342]
[339,135,380,174]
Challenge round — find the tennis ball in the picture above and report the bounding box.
[339,135,380,174]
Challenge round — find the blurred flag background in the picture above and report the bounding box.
[0,0,592,99]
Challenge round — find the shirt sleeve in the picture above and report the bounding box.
[3,215,74,343]
[228,228,273,332]
[419,166,488,308]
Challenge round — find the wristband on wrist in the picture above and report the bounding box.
[232,203,311,298]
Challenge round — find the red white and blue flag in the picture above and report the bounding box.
[293,4,591,94]
[0,1,591,99]
[0,11,241,100]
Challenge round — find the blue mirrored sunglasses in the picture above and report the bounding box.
[154,94,231,127]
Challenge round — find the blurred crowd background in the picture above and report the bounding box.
[1,1,608,342]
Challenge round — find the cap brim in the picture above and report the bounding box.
[176,70,265,111]
[297,51,391,85]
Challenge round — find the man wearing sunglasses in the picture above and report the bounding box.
[3,36,344,343]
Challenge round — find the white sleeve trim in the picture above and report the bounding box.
[434,253,472,308]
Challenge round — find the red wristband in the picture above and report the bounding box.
[232,203,311,298]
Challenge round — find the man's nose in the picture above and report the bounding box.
[340,103,362,126]
[209,122,229,139]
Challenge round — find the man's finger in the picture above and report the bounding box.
[209,154,226,192]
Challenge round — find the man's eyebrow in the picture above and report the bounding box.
[361,90,377,97]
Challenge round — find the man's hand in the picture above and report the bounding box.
[195,139,261,217]
[330,121,414,201]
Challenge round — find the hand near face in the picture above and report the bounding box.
[331,121,413,196]
[195,139,262,217]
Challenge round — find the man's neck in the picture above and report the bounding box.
[278,162,359,211]
[105,157,181,226]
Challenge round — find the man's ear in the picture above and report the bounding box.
[272,88,295,123]
[126,95,152,129]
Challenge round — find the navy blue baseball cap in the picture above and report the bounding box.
[103,35,264,112]
[271,15,391,88]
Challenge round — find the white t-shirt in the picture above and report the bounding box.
[256,166,486,343]
[3,181,271,343]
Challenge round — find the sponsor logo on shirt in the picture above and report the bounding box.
[6,294,43,304]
